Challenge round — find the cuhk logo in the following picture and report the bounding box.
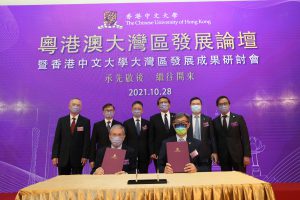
[98,11,123,29]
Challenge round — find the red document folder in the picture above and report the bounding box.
[166,142,190,172]
[101,148,126,174]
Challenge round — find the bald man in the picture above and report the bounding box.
[52,98,91,175]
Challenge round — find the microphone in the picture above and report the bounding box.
[156,156,160,182]
[127,155,167,184]
[135,157,138,182]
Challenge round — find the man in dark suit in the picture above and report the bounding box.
[52,98,90,175]
[90,103,122,169]
[149,96,176,169]
[187,97,218,171]
[91,124,136,175]
[213,96,251,173]
[158,113,211,173]
[123,101,150,173]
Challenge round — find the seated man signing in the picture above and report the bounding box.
[158,113,212,173]
[91,124,136,175]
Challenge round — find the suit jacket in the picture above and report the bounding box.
[158,136,211,173]
[123,118,150,161]
[187,114,217,160]
[149,113,176,156]
[90,119,122,162]
[52,114,90,168]
[91,144,137,174]
[213,113,251,164]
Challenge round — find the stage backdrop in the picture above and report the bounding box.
[0,0,300,192]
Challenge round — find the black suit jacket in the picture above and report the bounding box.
[187,114,217,160]
[91,145,137,174]
[149,113,176,156]
[158,136,211,173]
[90,119,122,162]
[52,115,90,168]
[213,113,251,164]
[123,118,150,161]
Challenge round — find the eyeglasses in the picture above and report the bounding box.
[174,122,188,128]
[218,102,229,106]
[159,101,169,104]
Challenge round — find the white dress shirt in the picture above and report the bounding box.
[220,112,230,128]
[161,111,171,128]
[105,118,113,127]
[176,135,187,142]
[70,114,79,125]
[111,144,122,149]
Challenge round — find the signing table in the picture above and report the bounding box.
[16,171,275,200]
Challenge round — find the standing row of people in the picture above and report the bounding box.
[52,96,251,175]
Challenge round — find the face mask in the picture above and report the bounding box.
[219,105,229,113]
[71,105,80,114]
[104,111,114,118]
[110,136,123,147]
[159,103,169,112]
[132,109,142,117]
[174,124,188,136]
[191,105,201,113]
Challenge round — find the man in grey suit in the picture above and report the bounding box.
[187,97,218,171]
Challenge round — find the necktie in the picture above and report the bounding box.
[164,113,169,131]
[194,115,201,141]
[178,138,185,142]
[71,117,76,134]
[222,115,227,130]
[136,119,141,135]
[107,121,111,131]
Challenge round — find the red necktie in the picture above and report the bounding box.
[71,117,76,134]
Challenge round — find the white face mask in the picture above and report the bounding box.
[104,111,114,118]
[70,105,80,114]
[132,109,142,118]
[159,103,169,112]
[191,105,201,113]
[110,136,123,147]
[219,105,229,113]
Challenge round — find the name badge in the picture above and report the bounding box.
[123,159,130,165]
[77,127,84,131]
[230,122,239,127]
[190,149,199,159]
[203,122,209,127]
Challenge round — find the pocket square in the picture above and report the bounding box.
[230,122,239,127]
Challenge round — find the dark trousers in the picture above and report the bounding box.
[58,158,83,175]
[58,166,83,175]
[198,162,212,172]
[138,158,150,173]
[220,154,246,173]
[152,158,158,171]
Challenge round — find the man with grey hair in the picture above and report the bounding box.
[91,124,137,175]
[158,113,212,173]
[52,98,90,175]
